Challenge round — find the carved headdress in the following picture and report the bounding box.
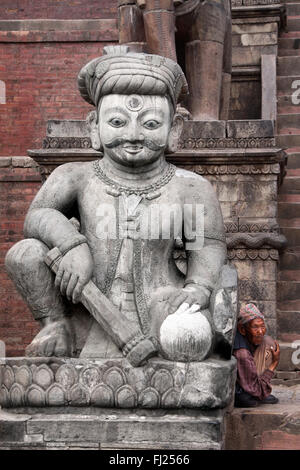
[77,45,188,111]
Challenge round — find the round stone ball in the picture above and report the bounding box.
[159,310,213,362]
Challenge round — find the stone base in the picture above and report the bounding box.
[0,356,236,409]
[0,407,229,450]
[225,384,300,450]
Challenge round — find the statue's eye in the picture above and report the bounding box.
[109,118,125,127]
[143,120,160,130]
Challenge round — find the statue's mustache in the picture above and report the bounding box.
[105,137,165,151]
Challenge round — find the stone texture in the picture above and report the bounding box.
[0,357,237,409]
[225,403,300,450]
[46,120,90,138]
[226,120,274,138]
[0,408,229,450]
[261,54,277,121]
[181,121,226,139]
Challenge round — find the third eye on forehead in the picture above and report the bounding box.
[101,95,169,115]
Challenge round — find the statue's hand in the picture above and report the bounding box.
[54,244,93,303]
[166,284,210,315]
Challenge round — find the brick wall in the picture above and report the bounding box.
[0,158,42,356]
[0,0,117,19]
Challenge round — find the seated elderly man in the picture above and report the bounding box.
[233,303,280,408]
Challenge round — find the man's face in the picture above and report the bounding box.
[98,94,172,167]
[240,318,266,346]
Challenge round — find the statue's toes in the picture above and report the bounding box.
[54,334,69,357]
[25,341,39,357]
[44,338,57,357]
[25,344,34,356]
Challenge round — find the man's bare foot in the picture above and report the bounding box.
[25,318,73,357]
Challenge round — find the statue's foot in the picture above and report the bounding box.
[25,318,73,357]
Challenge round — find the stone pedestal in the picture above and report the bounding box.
[0,357,236,449]
[0,407,229,450]
[0,357,236,409]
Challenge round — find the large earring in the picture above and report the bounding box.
[86,110,103,151]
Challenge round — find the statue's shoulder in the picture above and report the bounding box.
[172,166,218,203]
[173,167,209,186]
[49,161,94,184]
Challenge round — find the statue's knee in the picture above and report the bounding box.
[5,239,47,276]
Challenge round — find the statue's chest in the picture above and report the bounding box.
[78,182,184,241]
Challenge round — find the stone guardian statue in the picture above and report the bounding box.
[5,46,231,367]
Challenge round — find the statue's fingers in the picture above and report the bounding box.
[60,271,71,296]
[55,268,64,289]
[72,280,84,304]
[175,302,190,314]
[169,293,189,313]
[185,304,201,314]
[66,274,79,301]
[169,292,186,307]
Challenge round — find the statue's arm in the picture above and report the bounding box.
[183,178,227,302]
[24,163,83,249]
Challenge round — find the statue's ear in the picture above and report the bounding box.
[86,110,103,151]
[166,111,184,154]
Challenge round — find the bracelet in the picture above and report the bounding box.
[58,234,88,256]
[122,335,146,356]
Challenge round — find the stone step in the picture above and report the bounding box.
[279,245,300,269]
[287,16,300,31]
[278,114,300,132]
[279,201,300,218]
[278,310,300,338]
[277,76,300,95]
[278,56,300,76]
[281,227,300,246]
[226,400,300,450]
[0,409,226,450]
[287,3,300,15]
[277,134,300,147]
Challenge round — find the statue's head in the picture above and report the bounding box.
[78,46,188,167]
